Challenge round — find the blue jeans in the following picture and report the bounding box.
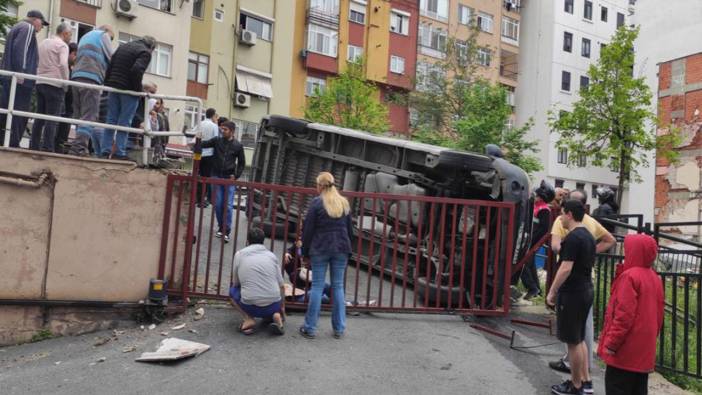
[101,92,139,157]
[213,176,235,234]
[91,128,104,157]
[303,253,348,335]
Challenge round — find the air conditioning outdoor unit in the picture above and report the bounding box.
[234,92,251,108]
[239,30,257,46]
[114,0,137,19]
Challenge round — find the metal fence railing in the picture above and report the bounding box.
[0,69,203,164]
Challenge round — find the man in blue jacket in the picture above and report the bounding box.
[69,25,114,156]
[0,10,48,147]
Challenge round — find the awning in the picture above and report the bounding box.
[235,67,273,98]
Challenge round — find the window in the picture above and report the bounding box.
[584,0,593,20]
[600,6,608,22]
[477,12,493,33]
[349,1,366,24]
[307,24,338,57]
[616,12,625,27]
[305,76,326,96]
[416,61,444,91]
[390,10,410,35]
[390,56,405,74]
[592,185,599,198]
[505,87,515,107]
[577,154,587,167]
[581,37,591,58]
[557,147,568,164]
[555,179,565,188]
[183,105,200,131]
[347,45,362,62]
[477,47,491,66]
[580,75,589,90]
[418,23,447,54]
[188,52,209,84]
[455,40,468,64]
[563,31,573,52]
[119,33,172,77]
[561,70,571,92]
[458,5,471,25]
[192,0,204,18]
[240,13,273,41]
[214,8,224,22]
[564,0,573,14]
[420,0,448,22]
[60,18,93,44]
[138,0,172,12]
[576,182,585,191]
[310,0,340,15]
[501,16,519,42]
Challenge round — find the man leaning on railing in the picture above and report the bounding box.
[0,10,48,148]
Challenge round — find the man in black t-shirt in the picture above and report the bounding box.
[547,199,596,395]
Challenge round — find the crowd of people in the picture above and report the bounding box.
[0,10,169,160]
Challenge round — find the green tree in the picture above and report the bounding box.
[549,26,679,207]
[0,1,21,39]
[304,60,389,134]
[409,27,541,175]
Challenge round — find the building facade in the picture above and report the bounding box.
[628,0,702,235]
[516,0,630,210]
[289,0,419,135]
[415,0,521,125]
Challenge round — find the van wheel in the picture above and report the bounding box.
[268,116,309,137]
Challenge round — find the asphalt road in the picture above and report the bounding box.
[0,305,606,395]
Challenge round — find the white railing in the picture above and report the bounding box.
[0,69,203,165]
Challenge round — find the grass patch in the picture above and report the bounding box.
[30,329,53,343]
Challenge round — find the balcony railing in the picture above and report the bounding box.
[307,7,339,29]
[75,0,103,7]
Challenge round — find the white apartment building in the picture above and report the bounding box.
[516,0,631,210]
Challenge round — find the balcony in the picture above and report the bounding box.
[499,50,518,81]
[75,0,102,7]
[307,5,339,29]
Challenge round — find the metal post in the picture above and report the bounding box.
[142,96,151,165]
[3,75,17,147]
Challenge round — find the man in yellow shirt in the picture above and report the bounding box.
[549,190,616,394]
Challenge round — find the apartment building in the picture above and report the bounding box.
[414,0,521,125]
[187,0,295,153]
[289,0,419,134]
[516,0,630,210]
[5,0,194,134]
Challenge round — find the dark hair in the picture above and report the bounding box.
[205,108,216,119]
[221,121,237,132]
[563,199,585,222]
[68,42,78,53]
[247,227,265,245]
[217,117,229,126]
[569,189,588,205]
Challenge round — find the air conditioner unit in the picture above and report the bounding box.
[234,92,251,108]
[114,0,137,19]
[239,29,257,46]
[504,0,518,11]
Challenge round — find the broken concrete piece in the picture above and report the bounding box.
[93,337,111,347]
[193,308,205,321]
[188,329,198,334]
[122,346,137,353]
[171,323,186,331]
[160,332,169,336]
[136,338,210,363]
[148,324,156,330]
[97,357,106,363]
[113,330,125,336]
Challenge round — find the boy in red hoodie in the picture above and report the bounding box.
[597,234,664,395]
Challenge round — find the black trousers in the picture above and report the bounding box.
[605,365,648,395]
[197,156,214,204]
[30,84,65,152]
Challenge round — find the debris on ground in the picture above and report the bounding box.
[93,337,111,347]
[122,346,137,353]
[171,323,186,331]
[148,324,156,330]
[97,357,106,363]
[135,338,210,363]
[193,308,205,321]
[140,325,145,330]
[54,361,61,365]
[112,330,125,336]
[188,329,198,334]
[160,332,169,336]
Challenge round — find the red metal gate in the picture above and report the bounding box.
[158,174,516,316]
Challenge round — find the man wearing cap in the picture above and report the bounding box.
[0,10,49,147]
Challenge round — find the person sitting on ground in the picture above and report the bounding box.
[229,227,285,336]
[598,233,663,395]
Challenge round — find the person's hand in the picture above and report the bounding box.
[546,291,556,308]
[16,77,24,85]
[605,348,615,355]
[195,130,203,139]
[284,253,292,264]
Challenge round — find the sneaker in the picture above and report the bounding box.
[215,231,223,238]
[551,380,583,395]
[298,327,315,339]
[224,234,230,243]
[582,381,593,394]
[549,358,571,374]
[333,331,344,339]
[523,290,541,300]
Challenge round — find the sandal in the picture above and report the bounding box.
[239,322,257,335]
[269,322,285,336]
